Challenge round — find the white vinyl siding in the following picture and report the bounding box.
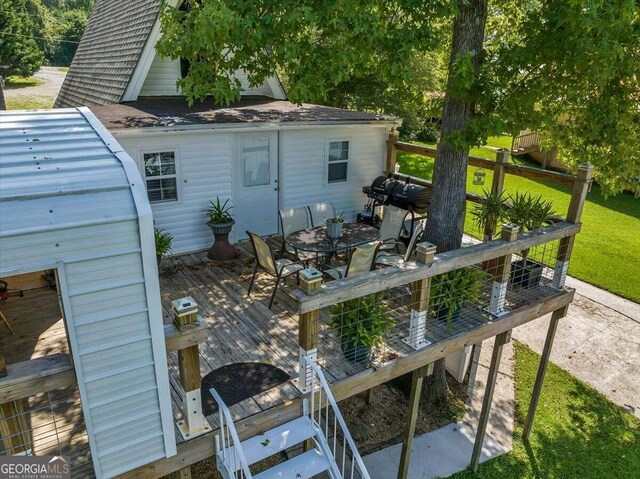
[281,127,387,219]
[139,54,278,97]
[118,131,234,253]
[0,109,176,478]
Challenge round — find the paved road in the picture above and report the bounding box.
[4,66,66,107]
[514,276,640,418]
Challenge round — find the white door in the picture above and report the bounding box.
[233,132,279,239]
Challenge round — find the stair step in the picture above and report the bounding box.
[221,416,317,471]
[253,448,331,479]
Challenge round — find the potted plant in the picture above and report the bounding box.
[325,211,345,239]
[205,197,237,261]
[328,294,393,363]
[505,192,555,288]
[154,228,173,266]
[471,189,508,242]
[429,268,485,329]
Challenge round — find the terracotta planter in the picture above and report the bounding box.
[207,220,237,261]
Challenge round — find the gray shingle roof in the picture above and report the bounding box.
[55,0,163,108]
[91,96,397,129]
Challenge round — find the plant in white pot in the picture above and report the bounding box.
[205,197,237,261]
[325,211,345,239]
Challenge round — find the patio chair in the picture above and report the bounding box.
[375,220,425,268]
[378,205,408,253]
[247,232,305,310]
[324,241,382,280]
[307,202,336,227]
[279,207,310,257]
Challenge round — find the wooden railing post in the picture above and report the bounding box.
[385,130,400,175]
[170,298,211,443]
[486,224,519,317]
[484,149,510,240]
[552,164,593,289]
[403,242,437,349]
[295,268,323,393]
[0,354,6,378]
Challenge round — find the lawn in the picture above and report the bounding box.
[396,136,640,303]
[3,75,56,110]
[448,342,640,478]
[4,76,45,89]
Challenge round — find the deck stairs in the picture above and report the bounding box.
[211,358,370,479]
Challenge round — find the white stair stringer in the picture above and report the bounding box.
[210,358,370,479]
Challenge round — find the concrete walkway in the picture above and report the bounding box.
[363,340,515,479]
[513,276,640,418]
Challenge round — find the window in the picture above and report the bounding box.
[143,151,178,202]
[327,140,349,183]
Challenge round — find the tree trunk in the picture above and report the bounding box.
[422,0,488,404]
[0,76,6,110]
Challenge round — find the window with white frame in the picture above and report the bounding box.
[327,140,349,183]
[142,151,178,202]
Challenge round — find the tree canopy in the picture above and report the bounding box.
[158,0,639,195]
[0,0,45,77]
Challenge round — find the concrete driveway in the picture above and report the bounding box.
[513,276,640,418]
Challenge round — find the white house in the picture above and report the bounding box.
[56,0,400,254]
[0,108,176,478]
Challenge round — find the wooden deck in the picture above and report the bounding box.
[0,282,93,477]
[160,238,367,443]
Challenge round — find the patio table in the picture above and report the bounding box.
[286,223,380,267]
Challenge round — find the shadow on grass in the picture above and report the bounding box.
[448,343,640,479]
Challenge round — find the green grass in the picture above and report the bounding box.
[5,95,55,110]
[56,66,69,72]
[448,342,640,478]
[397,136,640,303]
[4,75,45,89]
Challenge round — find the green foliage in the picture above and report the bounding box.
[449,342,640,479]
[205,197,233,224]
[44,8,88,66]
[0,0,45,77]
[429,267,485,327]
[326,211,345,224]
[328,294,394,350]
[154,228,174,257]
[471,189,508,239]
[157,0,452,134]
[505,192,555,233]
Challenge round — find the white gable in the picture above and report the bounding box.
[138,53,283,98]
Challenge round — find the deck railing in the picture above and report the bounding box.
[512,132,542,151]
[304,355,370,479]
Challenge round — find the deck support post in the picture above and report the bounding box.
[552,164,592,289]
[294,269,323,393]
[0,355,6,378]
[486,225,519,317]
[465,342,482,404]
[522,306,568,440]
[469,330,511,472]
[403,242,437,350]
[397,363,434,479]
[385,130,400,175]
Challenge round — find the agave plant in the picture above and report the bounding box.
[505,192,555,261]
[205,197,233,225]
[472,189,508,241]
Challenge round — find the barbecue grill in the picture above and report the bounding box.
[359,175,431,234]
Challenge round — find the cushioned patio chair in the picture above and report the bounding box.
[324,241,382,280]
[247,231,305,309]
[376,220,425,268]
[307,202,336,227]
